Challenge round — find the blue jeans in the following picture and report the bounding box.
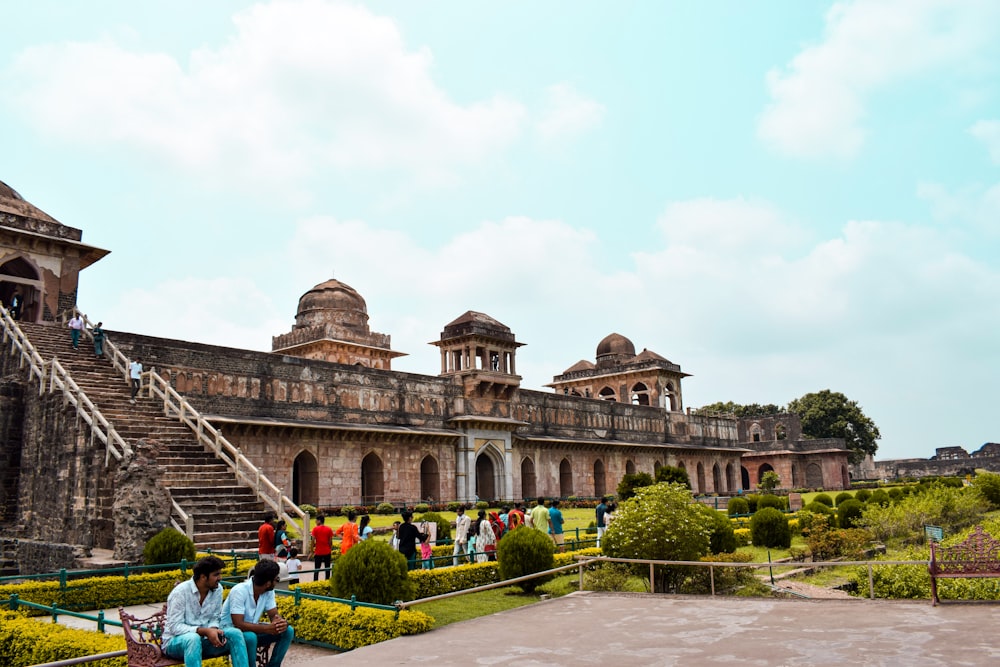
[242,626,294,667]
[162,628,248,667]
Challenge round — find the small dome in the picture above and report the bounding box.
[295,279,369,331]
[563,359,596,374]
[596,333,635,358]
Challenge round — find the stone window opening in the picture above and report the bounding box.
[776,424,787,440]
[599,386,616,401]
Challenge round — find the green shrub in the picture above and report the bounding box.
[142,528,196,566]
[837,499,864,529]
[299,504,318,517]
[413,503,430,513]
[697,505,737,554]
[331,540,412,605]
[418,511,452,541]
[743,493,760,513]
[795,509,833,535]
[375,502,395,515]
[750,508,791,548]
[446,501,462,512]
[758,470,781,493]
[475,501,489,511]
[681,552,756,594]
[727,497,749,516]
[804,501,834,517]
[813,493,833,507]
[585,520,598,534]
[276,598,433,650]
[757,494,784,511]
[887,487,903,501]
[584,563,634,592]
[0,611,134,667]
[804,521,871,560]
[617,472,654,500]
[834,492,853,506]
[855,489,872,503]
[869,489,891,506]
[857,483,988,544]
[654,465,691,489]
[733,528,751,547]
[972,472,1000,508]
[496,526,555,593]
[340,506,356,516]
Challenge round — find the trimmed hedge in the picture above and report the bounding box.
[275,598,433,649]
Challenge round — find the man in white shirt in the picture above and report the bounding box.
[162,556,248,667]
[68,313,85,350]
[222,559,294,667]
[453,507,471,565]
[129,357,142,404]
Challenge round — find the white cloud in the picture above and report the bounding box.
[970,119,1000,164]
[4,0,527,188]
[535,83,606,142]
[758,0,1000,158]
[918,180,1000,235]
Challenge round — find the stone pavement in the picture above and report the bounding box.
[294,592,1000,667]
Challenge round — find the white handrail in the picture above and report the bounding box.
[64,308,308,547]
[1,305,131,462]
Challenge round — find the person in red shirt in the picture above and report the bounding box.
[310,514,334,581]
[258,513,276,560]
[334,511,360,555]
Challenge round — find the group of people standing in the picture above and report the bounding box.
[65,312,144,404]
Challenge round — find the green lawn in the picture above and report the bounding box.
[412,574,581,627]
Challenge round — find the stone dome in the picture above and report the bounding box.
[294,279,369,331]
[596,333,636,358]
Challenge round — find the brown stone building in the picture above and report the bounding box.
[1,179,853,561]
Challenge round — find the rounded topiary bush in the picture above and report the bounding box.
[750,508,791,548]
[804,501,834,516]
[143,528,196,566]
[727,497,749,516]
[418,511,451,541]
[813,493,833,507]
[855,489,872,503]
[743,494,760,514]
[869,490,891,506]
[375,502,395,515]
[757,494,784,511]
[475,501,490,511]
[413,503,430,513]
[887,487,903,501]
[497,526,555,593]
[698,505,737,554]
[331,539,412,604]
[834,492,853,507]
[837,499,864,528]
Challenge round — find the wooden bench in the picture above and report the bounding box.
[928,525,1000,605]
[120,606,273,667]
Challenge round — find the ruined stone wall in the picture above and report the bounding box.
[16,539,87,575]
[0,377,24,523]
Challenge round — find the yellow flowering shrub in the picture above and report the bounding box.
[276,598,433,650]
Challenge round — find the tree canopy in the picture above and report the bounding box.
[786,389,880,463]
[696,401,782,418]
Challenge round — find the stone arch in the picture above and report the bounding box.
[594,459,606,497]
[0,255,42,322]
[806,462,823,488]
[757,463,775,485]
[598,386,617,401]
[476,445,503,502]
[361,452,384,504]
[625,459,636,475]
[654,460,662,475]
[696,462,706,494]
[420,455,440,503]
[292,450,318,506]
[712,463,722,493]
[776,424,787,440]
[630,382,650,406]
[741,467,750,490]
[559,458,574,497]
[750,423,763,442]
[663,381,678,411]
[521,456,536,500]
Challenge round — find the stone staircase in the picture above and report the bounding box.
[18,322,263,551]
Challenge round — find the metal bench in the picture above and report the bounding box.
[928,525,1000,605]
[119,606,273,667]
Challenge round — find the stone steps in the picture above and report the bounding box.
[17,322,265,552]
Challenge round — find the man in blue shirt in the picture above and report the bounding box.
[596,496,609,546]
[222,559,294,667]
[162,556,248,667]
[549,499,565,552]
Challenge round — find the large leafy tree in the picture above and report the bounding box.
[602,482,712,592]
[697,401,782,418]
[786,389,880,463]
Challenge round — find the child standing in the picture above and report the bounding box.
[286,547,302,585]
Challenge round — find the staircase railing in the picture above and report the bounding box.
[66,308,308,547]
[1,305,132,464]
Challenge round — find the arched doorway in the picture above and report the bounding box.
[361,452,384,504]
[598,386,617,401]
[0,256,41,322]
[630,382,650,405]
[292,450,318,506]
[625,459,636,475]
[654,460,662,476]
[757,463,775,486]
[741,467,750,490]
[594,459,606,498]
[420,455,439,503]
[521,457,536,499]
[696,462,706,494]
[712,463,722,493]
[476,451,500,502]
[559,458,574,497]
[806,463,823,488]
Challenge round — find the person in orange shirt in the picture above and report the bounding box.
[334,511,360,554]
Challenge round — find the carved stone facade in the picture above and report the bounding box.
[736,414,851,491]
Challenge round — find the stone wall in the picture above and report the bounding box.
[16,539,88,575]
[0,376,24,523]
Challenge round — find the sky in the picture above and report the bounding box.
[2,0,998,462]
